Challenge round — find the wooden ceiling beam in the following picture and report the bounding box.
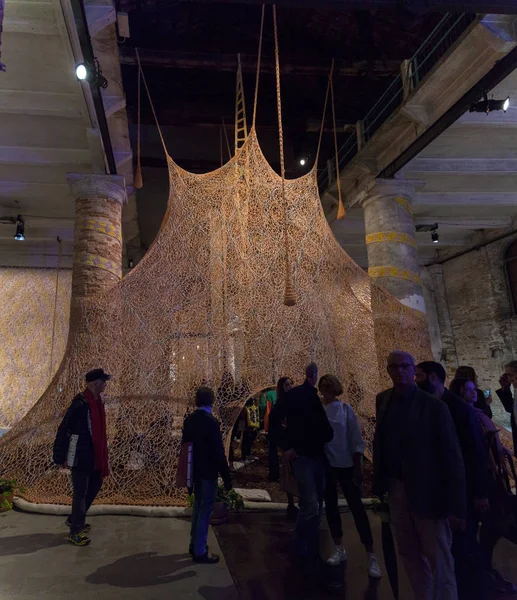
[167,0,517,12]
[120,48,400,76]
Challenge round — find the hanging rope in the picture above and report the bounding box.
[221,117,232,160]
[136,47,168,156]
[273,5,296,307]
[134,48,143,189]
[314,61,333,166]
[49,236,62,383]
[330,63,345,219]
[252,5,265,130]
[220,126,224,167]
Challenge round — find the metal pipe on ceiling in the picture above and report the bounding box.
[70,0,117,175]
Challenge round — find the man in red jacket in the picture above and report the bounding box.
[53,369,110,546]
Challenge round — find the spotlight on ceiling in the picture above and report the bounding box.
[14,216,25,241]
[299,158,306,166]
[75,59,108,89]
[416,222,439,244]
[75,63,87,81]
[469,91,510,114]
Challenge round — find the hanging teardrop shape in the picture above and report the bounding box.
[283,273,297,306]
[337,198,345,220]
[134,163,143,189]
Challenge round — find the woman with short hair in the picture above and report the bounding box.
[319,374,381,578]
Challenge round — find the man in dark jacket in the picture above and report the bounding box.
[53,369,111,547]
[416,361,489,600]
[274,363,334,561]
[182,386,232,564]
[373,351,466,600]
[497,360,517,457]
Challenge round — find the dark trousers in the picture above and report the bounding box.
[324,465,373,548]
[241,430,257,460]
[291,456,326,558]
[268,438,280,481]
[452,511,485,600]
[190,478,218,556]
[69,468,103,535]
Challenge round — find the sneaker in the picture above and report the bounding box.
[67,532,91,547]
[65,519,91,533]
[193,552,220,564]
[367,553,382,579]
[326,546,347,566]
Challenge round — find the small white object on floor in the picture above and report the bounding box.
[234,488,271,502]
[231,461,246,471]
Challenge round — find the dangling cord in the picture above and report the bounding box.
[273,5,296,306]
[221,117,232,160]
[134,48,143,189]
[49,236,62,383]
[220,126,224,167]
[314,60,333,167]
[136,47,168,156]
[251,5,265,130]
[330,64,345,219]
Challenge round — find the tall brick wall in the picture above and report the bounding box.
[424,232,517,429]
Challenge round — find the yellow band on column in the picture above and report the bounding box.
[368,265,422,285]
[75,252,122,279]
[366,231,416,248]
[394,196,413,215]
[78,218,122,243]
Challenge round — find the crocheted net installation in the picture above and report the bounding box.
[0,129,432,506]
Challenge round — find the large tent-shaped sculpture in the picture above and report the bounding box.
[0,13,431,505]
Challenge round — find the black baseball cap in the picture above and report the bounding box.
[85,368,111,383]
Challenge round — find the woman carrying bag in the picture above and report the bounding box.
[319,374,381,578]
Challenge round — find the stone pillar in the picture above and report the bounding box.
[363,178,425,313]
[67,174,127,330]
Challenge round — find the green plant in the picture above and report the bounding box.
[187,486,244,511]
[0,478,16,495]
[216,486,244,510]
[0,498,13,511]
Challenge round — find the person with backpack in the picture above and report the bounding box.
[319,374,381,578]
[53,369,111,547]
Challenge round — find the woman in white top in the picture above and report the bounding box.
[318,374,381,579]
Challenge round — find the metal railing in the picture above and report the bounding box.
[318,12,477,194]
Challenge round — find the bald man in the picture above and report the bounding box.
[373,351,466,600]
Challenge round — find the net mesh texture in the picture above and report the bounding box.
[0,129,432,506]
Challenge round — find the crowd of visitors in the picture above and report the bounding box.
[53,355,517,598]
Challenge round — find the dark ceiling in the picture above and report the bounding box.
[119,2,446,173]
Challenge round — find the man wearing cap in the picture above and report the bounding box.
[53,368,111,546]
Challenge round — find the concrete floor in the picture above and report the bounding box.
[0,511,238,600]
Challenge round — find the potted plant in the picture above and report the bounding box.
[187,485,244,525]
[211,485,244,524]
[0,478,17,513]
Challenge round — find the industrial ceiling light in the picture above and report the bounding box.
[469,90,510,114]
[431,230,439,244]
[14,216,25,241]
[299,158,306,166]
[416,222,439,244]
[75,58,108,89]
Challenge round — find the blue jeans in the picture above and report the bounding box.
[190,478,218,557]
[291,456,325,558]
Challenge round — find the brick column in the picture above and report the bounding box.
[67,174,127,330]
[363,178,425,313]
